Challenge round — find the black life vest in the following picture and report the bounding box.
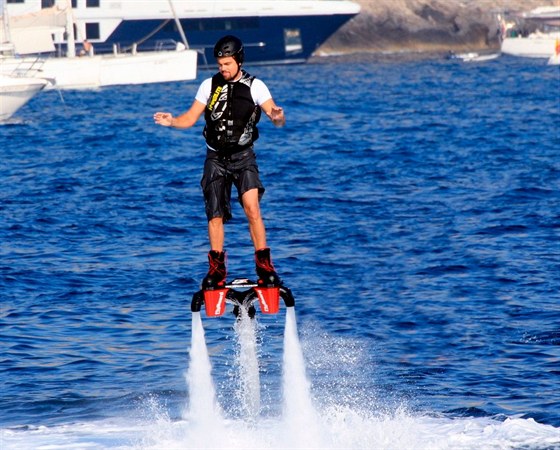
[203,70,261,151]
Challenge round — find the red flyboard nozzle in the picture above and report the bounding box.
[254,287,280,314]
[203,289,228,317]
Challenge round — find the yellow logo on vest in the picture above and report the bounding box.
[208,86,222,111]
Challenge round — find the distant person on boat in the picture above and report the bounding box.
[79,40,94,57]
[153,35,286,291]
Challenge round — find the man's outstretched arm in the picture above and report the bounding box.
[154,100,206,129]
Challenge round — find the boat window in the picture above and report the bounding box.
[86,0,99,7]
[41,0,55,7]
[180,17,259,32]
[284,29,302,55]
[7,0,26,4]
[85,22,100,39]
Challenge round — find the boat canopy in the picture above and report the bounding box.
[0,6,66,54]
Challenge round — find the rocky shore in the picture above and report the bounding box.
[319,0,557,55]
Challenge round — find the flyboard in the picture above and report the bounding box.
[191,278,295,318]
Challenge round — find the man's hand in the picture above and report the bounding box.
[270,106,285,127]
[153,112,174,127]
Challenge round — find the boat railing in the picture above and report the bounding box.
[88,39,178,55]
[6,55,46,78]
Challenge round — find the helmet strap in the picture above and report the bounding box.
[232,61,242,80]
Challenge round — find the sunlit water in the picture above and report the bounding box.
[1,54,559,449]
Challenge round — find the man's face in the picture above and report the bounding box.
[217,56,240,81]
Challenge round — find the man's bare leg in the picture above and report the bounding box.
[242,189,267,250]
[208,217,225,251]
[242,189,280,285]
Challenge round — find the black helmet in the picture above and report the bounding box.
[213,35,244,64]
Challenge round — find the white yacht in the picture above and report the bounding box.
[0,75,48,121]
[4,0,361,66]
[1,1,198,89]
[500,6,560,58]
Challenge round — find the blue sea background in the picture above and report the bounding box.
[1,54,559,449]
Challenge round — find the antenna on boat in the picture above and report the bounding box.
[168,0,189,49]
[1,0,18,57]
[63,0,76,57]
[1,0,13,46]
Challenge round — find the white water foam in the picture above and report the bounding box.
[232,306,261,418]
[179,311,226,448]
[3,411,560,449]
[281,306,324,447]
[2,308,560,449]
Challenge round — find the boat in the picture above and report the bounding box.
[0,1,49,121]
[500,6,560,58]
[1,1,198,89]
[446,51,501,62]
[0,75,48,122]
[548,53,560,65]
[547,39,560,65]
[4,0,361,66]
[31,45,197,90]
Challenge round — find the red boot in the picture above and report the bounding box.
[202,250,227,290]
[255,248,281,287]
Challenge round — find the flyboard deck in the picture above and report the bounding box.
[191,277,295,318]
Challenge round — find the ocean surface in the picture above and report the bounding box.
[1,54,559,449]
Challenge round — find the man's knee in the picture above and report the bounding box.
[208,216,224,225]
[242,190,260,218]
[244,203,261,222]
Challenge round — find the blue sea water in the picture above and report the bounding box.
[1,54,559,449]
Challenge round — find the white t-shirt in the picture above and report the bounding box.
[195,76,272,106]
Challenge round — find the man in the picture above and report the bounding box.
[153,35,285,290]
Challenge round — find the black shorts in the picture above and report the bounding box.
[200,147,265,223]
